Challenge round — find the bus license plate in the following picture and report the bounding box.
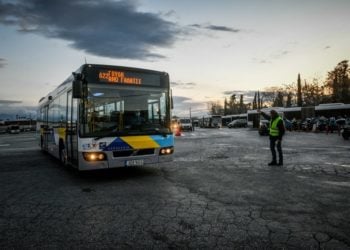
[125,159,144,167]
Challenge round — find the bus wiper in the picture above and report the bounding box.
[143,127,170,137]
[94,131,119,140]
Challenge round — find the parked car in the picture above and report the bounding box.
[316,117,328,132]
[341,126,350,140]
[258,119,269,136]
[301,118,315,131]
[228,119,247,128]
[341,119,350,140]
[283,118,293,131]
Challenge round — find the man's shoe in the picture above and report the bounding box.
[268,161,277,166]
[277,162,283,166]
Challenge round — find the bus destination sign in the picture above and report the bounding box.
[99,70,142,85]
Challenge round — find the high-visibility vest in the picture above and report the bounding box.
[269,116,282,137]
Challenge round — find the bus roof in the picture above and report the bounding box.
[315,103,350,110]
[38,64,169,105]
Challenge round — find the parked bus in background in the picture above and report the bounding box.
[0,121,8,134]
[200,115,222,128]
[37,64,174,171]
[247,103,350,130]
[0,119,36,133]
[315,103,350,117]
[8,124,20,134]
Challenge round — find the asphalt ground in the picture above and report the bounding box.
[0,129,349,249]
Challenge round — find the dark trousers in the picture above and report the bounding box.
[270,136,283,163]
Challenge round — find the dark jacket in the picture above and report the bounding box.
[261,112,285,140]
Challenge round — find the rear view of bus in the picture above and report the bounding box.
[38,64,174,170]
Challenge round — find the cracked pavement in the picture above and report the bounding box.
[0,129,349,249]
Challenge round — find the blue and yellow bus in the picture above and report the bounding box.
[37,64,174,170]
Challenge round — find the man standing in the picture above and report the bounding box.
[259,109,285,166]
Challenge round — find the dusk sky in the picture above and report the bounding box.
[0,0,349,117]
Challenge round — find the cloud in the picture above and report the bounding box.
[173,96,192,103]
[206,25,240,33]
[173,96,208,117]
[271,50,290,59]
[171,81,197,89]
[0,100,22,104]
[222,90,256,103]
[190,23,240,33]
[252,49,290,64]
[0,0,181,60]
[162,10,177,18]
[0,58,6,68]
[0,101,36,120]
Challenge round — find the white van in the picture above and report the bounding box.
[179,118,193,131]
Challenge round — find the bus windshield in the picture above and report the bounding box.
[80,83,170,137]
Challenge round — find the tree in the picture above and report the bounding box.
[261,88,281,107]
[301,78,325,106]
[272,91,284,107]
[252,92,257,109]
[326,60,350,103]
[208,101,224,115]
[239,94,245,113]
[286,92,293,107]
[297,73,302,106]
[229,94,236,113]
[224,98,228,115]
[284,82,297,107]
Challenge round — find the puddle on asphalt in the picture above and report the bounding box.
[297,175,310,179]
[323,181,350,187]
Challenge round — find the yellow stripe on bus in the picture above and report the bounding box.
[120,136,160,149]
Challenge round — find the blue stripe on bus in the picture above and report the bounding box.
[150,135,174,147]
[102,137,132,151]
[101,134,174,151]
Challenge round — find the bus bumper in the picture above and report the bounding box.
[77,151,173,171]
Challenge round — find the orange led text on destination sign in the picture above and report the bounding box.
[99,70,142,85]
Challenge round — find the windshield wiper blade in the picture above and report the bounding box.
[94,131,120,140]
[142,127,170,137]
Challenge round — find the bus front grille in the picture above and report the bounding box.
[113,149,155,157]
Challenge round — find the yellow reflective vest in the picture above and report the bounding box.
[269,116,282,137]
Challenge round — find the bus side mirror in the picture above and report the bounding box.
[72,72,83,98]
[170,89,174,110]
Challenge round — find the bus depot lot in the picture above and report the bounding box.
[0,131,349,249]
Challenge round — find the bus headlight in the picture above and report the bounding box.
[83,152,107,161]
[159,147,174,155]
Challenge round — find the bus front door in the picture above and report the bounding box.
[67,91,78,165]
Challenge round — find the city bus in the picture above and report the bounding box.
[199,115,222,128]
[37,64,174,171]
